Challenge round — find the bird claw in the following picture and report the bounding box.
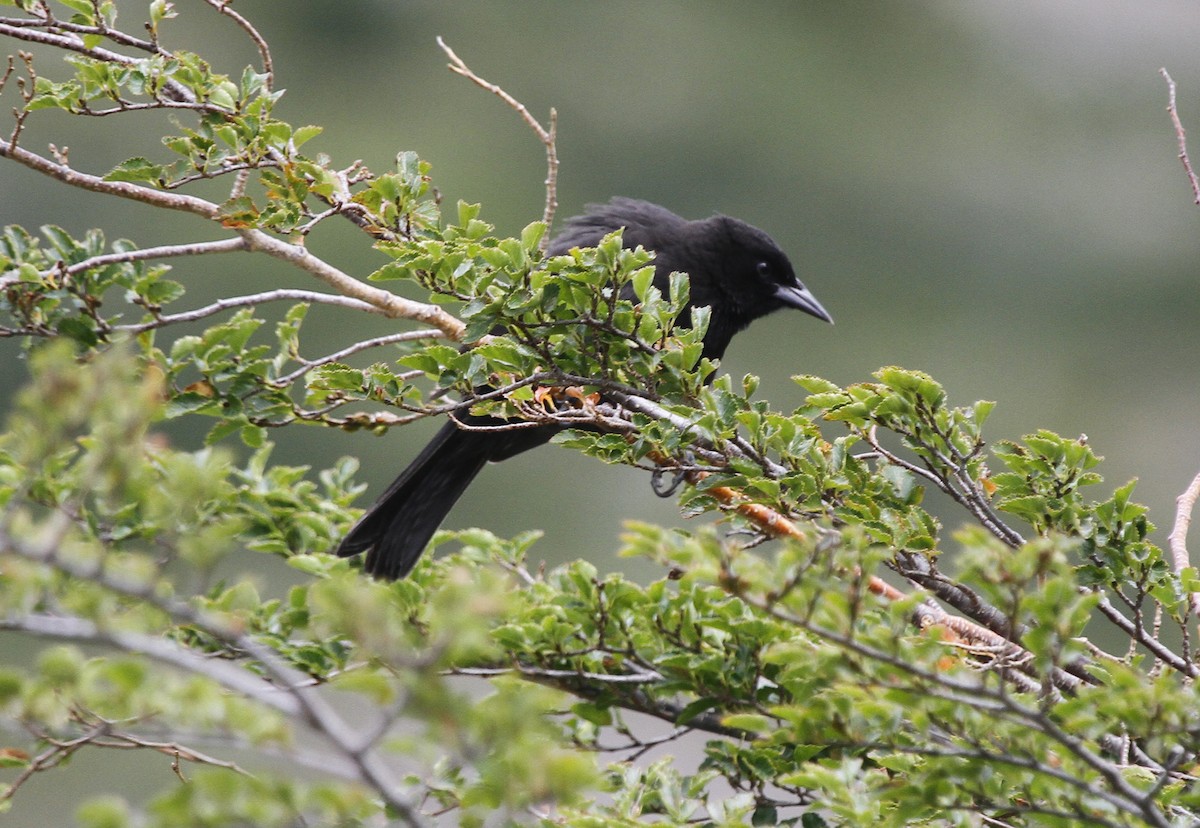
[650,467,685,497]
[650,452,694,498]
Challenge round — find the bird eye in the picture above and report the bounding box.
[756,261,771,278]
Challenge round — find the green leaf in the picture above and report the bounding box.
[722,713,771,732]
[571,701,613,727]
[291,124,323,147]
[308,363,365,392]
[58,0,95,14]
[457,200,481,226]
[75,795,131,828]
[332,670,397,705]
[140,278,185,306]
[520,221,546,253]
[55,317,100,347]
[675,696,722,725]
[216,196,260,228]
[103,157,169,185]
[630,265,655,302]
[163,391,217,419]
[148,0,176,28]
[240,424,266,447]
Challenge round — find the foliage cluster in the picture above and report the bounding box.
[2,3,1199,827]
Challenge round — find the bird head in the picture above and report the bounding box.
[705,215,833,326]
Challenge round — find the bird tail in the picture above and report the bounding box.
[336,420,490,580]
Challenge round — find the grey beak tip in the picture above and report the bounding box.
[775,282,833,325]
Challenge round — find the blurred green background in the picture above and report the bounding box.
[2,0,1200,819]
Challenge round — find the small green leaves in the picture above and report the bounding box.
[991,430,1102,534]
[26,76,83,112]
[519,220,547,253]
[291,124,323,147]
[148,0,176,30]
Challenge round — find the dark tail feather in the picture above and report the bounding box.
[337,420,490,580]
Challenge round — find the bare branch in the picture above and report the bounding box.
[202,0,273,90]
[41,237,247,283]
[0,5,165,57]
[0,136,218,216]
[0,19,192,103]
[1159,68,1200,205]
[0,612,303,719]
[436,36,558,246]
[864,425,1023,549]
[271,328,447,386]
[234,229,464,338]
[1092,592,1196,678]
[1167,469,1200,620]
[452,663,665,685]
[0,720,104,806]
[116,289,381,333]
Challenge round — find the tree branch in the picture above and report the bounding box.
[1167,469,1200,621]
[233,229,463,337]
[202,0,273,90]
[0,138,466,339]
[270,328,447,386]
[117,288,382,333]
[0,135,218,217]
[1160,68,1200,205]
[0,527,427,827]
[0,612,303,719]
[436,36,558,247]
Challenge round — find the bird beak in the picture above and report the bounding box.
[774,282,833,324]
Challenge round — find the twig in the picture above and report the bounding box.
[862,426,1023,549]
[436,36,558,248]
[0,613,304,719]
[451,664,664,684]
[1167,470,1200,621]
[271,328,446,386]
[202,0,273,90]
[116,289,382,333]
[1091,592,1195,677]
[0,721,106,805]
[1160,68,1200,205]
[37,237,248,285]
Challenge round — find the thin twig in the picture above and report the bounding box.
[0,613,304,719]
[1160,68,1200,205]
[0,20,191,103]
[1167,470,1200,621]
[271,329,446,386]
[46,237,248,281]
[452,664,664,684]
[436,36,559,247]
[117,289,381,333]
[202,0,273,90]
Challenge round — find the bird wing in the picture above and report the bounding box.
[547,197,689,256]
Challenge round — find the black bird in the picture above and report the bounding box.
[337,198,832,579]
